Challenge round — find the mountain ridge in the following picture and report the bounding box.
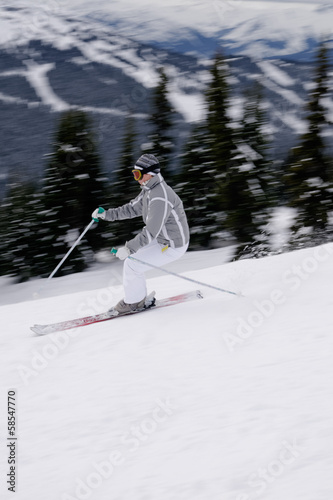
[0,2,332,197]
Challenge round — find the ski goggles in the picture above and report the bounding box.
[132,168,143,181]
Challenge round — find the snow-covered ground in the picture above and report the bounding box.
[1,243,333,499]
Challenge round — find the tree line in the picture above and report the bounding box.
[1,43,332,281]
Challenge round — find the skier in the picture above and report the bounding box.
[92,154,190,315]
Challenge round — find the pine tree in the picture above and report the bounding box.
[222,146,268,255]
[35,110,108,277]
[205,52,235,178]
[0,182,40,281]
[204,52,238,243]
[110,115,142,246]
[175,123,218,248]
[241,83,275,203]
[178,58,276,254]
[177,52,236,248]
[283,42,333,247]
[142,68,175,181]
[224,83,275,257]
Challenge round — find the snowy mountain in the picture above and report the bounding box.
[80,0,333,61]
[2,1,333,64]
[1,242,333,499]
[0,0,333,195]
[0,3,209,194]
[7,0,331,61]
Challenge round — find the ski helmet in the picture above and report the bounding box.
[133,154,160,179]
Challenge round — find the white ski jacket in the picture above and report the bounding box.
[105,174,189,253]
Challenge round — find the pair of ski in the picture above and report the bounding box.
[31,290,203,335]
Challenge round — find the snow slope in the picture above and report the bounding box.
[1,244,333,499]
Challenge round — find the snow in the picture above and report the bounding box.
[0,91,36,107]
[1,0,332,125]
[60,0,333,60]
[0,62,70,112]
[76,41,159,89]
[1,243,333,499]
[167,89,205,123]
[1,2,333,495]
[24,60,70,112]
[1,0,333,63]
[268,206,297,251]
[273,109,307,135]
[0,53,149,118]
[259,75,304,107]
[257,61,296,87]
[0,2,211,122]
[321,96,333,122]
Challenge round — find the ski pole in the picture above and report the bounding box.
[33,211,103,298]
[47,219,95,281]
[111,248,241,297]
[46,208,104,282]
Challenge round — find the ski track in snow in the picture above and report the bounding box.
[1,244,333,499]
[0,53,153,118]
[24,60,70,112]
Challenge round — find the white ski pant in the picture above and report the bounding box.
[123,240,188,304]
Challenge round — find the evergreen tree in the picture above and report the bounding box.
[223,83,275,257]
[203,52,237,243]
[205,52,235,177]
[0,203,7,276]
[241,83,275,203]
[222,146,268,255]
[283,42,333,247]
[176,122,219,247]
[35,110,107,277]
[0,182,40,281]
[110,115,142,246]
[177,52,236,248]
[178,59,276,255]
[142,68,175,181]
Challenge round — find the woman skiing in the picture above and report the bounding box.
[92,154,189,315]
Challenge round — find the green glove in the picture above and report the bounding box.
[92,207,106,222]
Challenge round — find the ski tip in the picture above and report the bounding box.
[196,290,204,299]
